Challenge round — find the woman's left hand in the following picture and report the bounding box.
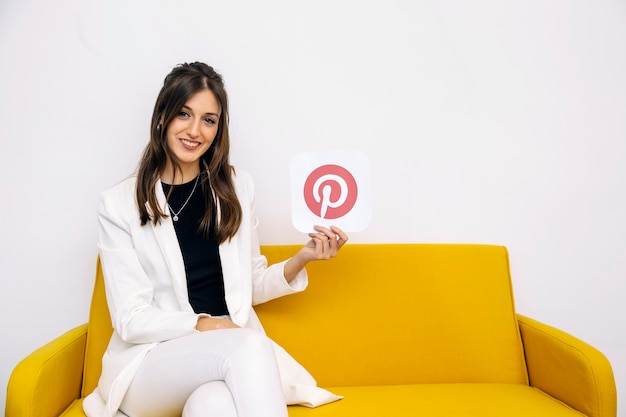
[301,225,349,261]
[284,225,348,282]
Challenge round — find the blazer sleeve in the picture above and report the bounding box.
[233,170,308,305]
[97,180,202,344]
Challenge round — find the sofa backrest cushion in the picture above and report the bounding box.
[256,244,529,387]
[82,257,113,397]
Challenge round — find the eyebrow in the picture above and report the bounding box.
[182,104,220,117]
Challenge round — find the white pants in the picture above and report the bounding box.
[119,327,288,417]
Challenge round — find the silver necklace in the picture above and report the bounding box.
[167,175,199,222]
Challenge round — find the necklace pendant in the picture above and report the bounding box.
[167,175,199,224]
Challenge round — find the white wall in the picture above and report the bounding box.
[1,0,625,414]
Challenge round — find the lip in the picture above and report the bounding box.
[179,138,201,151]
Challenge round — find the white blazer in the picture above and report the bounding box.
[83,169,340,417]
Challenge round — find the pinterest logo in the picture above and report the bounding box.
[303,165,358,219]
[291,150,371,232]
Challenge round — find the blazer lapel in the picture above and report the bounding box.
[151,180,192,310]
[219,235,246,323]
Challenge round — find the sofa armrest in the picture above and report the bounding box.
[517,315,616,417]
[6,324,88,417]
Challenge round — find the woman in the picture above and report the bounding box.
[83,62,348,417]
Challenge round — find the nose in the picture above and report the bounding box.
[188,118,201,138]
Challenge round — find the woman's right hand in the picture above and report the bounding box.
[195,316,241,331]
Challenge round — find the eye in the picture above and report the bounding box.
[178,111,190,118]
[203,117,216,125]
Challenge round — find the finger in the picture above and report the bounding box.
[312,225,333,237]
[308,232,331,243]
[314,225,340,244]
[326,229,339,255]
[320,234,333,258]
[322,233,337,258]
[308,234,330,257]
[330,226,349,248]
[313,226,346,257]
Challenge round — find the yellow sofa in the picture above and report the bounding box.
[6,244,617,417]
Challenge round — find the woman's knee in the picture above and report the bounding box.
[222,328,280,380]
[182,381,237,417]
[231,328,274,357]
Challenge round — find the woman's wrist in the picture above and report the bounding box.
[284,252,309,283]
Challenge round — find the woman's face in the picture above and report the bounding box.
[164,88,221,180]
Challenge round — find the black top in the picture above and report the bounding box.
[162,177,229,316]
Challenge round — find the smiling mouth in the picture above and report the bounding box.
[180,138,200,149]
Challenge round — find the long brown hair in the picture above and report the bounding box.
[136,62,242,243]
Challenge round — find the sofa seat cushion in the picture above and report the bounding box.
[287,384,585,417]
[55,384,584,417]
[58,399,85,417]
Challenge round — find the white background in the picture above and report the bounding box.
[1,0,625,414]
